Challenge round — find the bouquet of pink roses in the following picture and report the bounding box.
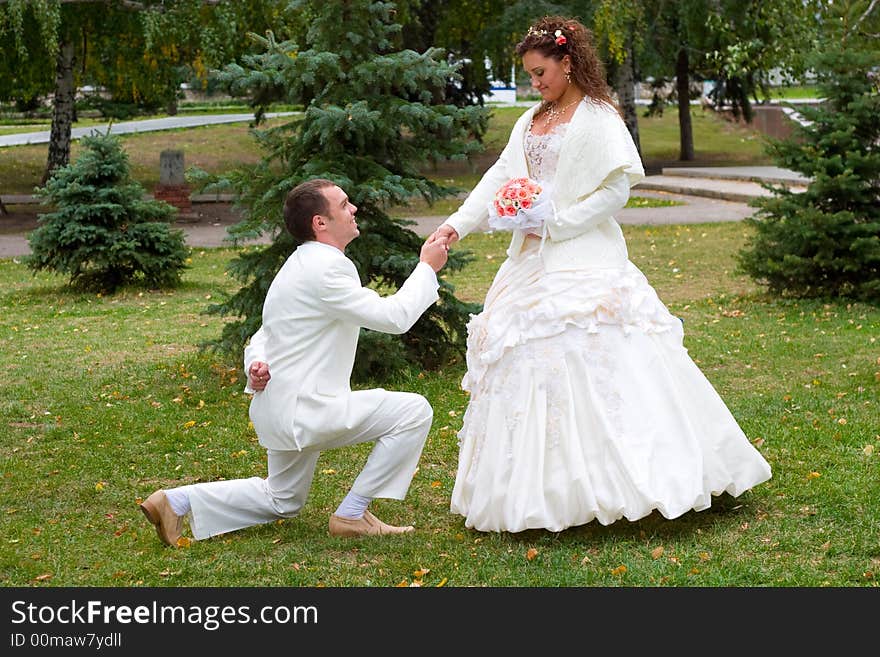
[487,177,547,233]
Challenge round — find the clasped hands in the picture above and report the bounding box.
[420,224,458,272]
[427,224,459,250]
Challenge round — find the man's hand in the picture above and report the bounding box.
[428,223,459,247]
[420,236,448,273]
[248,361,271,392]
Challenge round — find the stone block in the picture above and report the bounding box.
[160,150,187,186]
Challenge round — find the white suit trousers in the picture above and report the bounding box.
[182,391,432,540]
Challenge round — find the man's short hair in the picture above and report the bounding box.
[283,178,336,243]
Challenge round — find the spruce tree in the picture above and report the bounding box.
[200,0,487,380]
[26,132,189,293]
[737,47,880,302]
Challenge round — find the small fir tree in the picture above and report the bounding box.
[197,0,487,380]
[737,48,880,302]
[26,132,189,293]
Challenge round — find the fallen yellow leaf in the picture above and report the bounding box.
[807,471,821,479]
[321,469,337,475]
[611,565,627,576]
[699,552,711,561]
[94,482,105,491]
[435,577,448,587]
[650,546,664,559]
[183,420,196,429]
[176,536,191,548]
[34,573,52,582]
[413,567,430,577]
[864,444,875,456]
[526,548,539,561]
[430,481,442,488]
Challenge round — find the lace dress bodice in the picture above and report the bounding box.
[524,123,568,184]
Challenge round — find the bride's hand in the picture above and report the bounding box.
[520,188,553,234]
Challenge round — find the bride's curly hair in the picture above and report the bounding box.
[515,16,617,117]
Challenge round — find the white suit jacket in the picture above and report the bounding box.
[444,100,645,271]
[245,240,439,451]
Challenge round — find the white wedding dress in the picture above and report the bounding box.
[449,122,772,533]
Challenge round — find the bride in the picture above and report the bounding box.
[430,16,772,533]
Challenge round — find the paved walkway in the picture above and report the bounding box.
[0,112,297,147]
[635,165,809,203]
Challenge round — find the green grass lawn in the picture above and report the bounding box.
[482,103,772,165]
[635,105,772,166]
[767,85,822,100]
[1,223,877,587]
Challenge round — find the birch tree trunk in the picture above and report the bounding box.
[43,39,76,184]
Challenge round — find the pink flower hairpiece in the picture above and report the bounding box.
[526,25,567,46]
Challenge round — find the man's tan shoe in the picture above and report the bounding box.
[139,490,184,547]
[329,510,414,537]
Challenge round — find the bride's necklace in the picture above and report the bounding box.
[539,95,584,127]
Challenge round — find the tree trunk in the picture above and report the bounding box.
[614,39,641,156]
[676,46,694,161]
[43,39,76,184]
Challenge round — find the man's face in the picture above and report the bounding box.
[320,185,359,248]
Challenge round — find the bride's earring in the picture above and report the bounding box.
[565,70,571,83]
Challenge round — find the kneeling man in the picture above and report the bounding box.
[140,178,448,545]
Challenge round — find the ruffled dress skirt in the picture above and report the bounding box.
[450,238,772,533]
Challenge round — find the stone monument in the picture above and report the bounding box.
[154,150,194,218]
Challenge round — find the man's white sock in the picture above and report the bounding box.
[334,492,371,519]
[164,487,191,516]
